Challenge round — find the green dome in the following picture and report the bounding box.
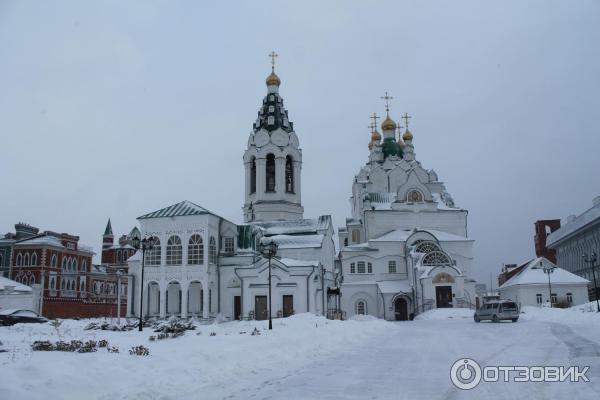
[382,138,403,159]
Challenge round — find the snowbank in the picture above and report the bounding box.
[413,307,474,321]
[0,314,393,400]
[520,301,600,325]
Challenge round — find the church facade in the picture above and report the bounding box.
[338,102,476,321]
[127,62,336,321]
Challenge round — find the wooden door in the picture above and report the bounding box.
[394,297,408,321]
[234,296,241,320]
[435,286,453,308]
[255,295,268,320]
[282,295,293,317]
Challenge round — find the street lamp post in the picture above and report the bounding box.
[258,239,278,330]
[583,252,600,312]
[542,261,555,308]
[132,236,156,332]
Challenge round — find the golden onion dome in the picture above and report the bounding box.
[381,115,397,131]
[402,129,413,141]
[368,141,373,150]
[371,130,381,141]
[266,71,281,86]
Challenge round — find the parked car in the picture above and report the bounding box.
[474,300,519,322]
[0,309,48,326]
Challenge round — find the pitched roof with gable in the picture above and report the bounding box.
[499,257,590,289]
[137,200,216,220]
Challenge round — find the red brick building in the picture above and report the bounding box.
[7,222,127,319]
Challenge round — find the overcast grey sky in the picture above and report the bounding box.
[1,0,599,285]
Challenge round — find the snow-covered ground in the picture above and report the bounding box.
[1,306,599,400]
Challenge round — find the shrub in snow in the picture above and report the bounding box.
[157,333,169,340]
[55,341,75,352]
[50,319,63,329]
[129,345,150,356]
[98,340,108,348]
[149,336,156,341]
[153,318,195,334]
[171,331,185,339]
[107,346,119,353]
[77,341,98,353]
[70,340,83,350]
[251,328,261,336]
[31,341,54,351]
[209,332,216,336]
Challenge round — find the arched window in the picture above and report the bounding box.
[24,253,30,266]
[146,238,162,266]
[51,254,57,267]
[29,275,35,286]
[209,236,217,264]
[166,236,182,265]
[351,229,360,243]
[344,238,348,247]
[62,257,67,271]
[50,278,55,290]
[407,190,424,203]
[250,157,257,194]
[285,155,294,193]
[415,241,441,254]
[188,235,204,265]
[422,251,451,266]
[81,259,87,272]
[80,279,85,292]
[16,253,22,266]
[61,279,66,290]
[265,153,276,192]
[31,253,37,266]
[117,250,121,263]
[72,259,78,271]
[356,300,367,315]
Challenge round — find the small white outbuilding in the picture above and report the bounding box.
[499,257,590,307]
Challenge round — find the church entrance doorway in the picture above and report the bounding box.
[234,296,241,320]
[255,295,268,320]
[394,297,409,321]
[436,286,453,308]
[282,295,293,317]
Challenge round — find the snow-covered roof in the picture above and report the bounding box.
[252,216,331,236]
[342,243,378,252]
[371,228,469,243]
[268,234,324,249]
[278,258,319,267]
[499,257,590,289]
[547,201,600,247]
[0,276,32,293]
[138,200,216,220]
[15,235,65,248]
[376,280,412,294]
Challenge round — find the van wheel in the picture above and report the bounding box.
[511,318,518,322]
[492,315,498,323]
[474,315,480,323]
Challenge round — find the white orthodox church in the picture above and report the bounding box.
[126,57,476,322]
[338,102,476,320]
[127,62,336,321]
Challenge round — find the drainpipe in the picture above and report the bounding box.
[306,265,316,312]
[217,218,222,314]
[420,278,425,313]
[321,264,326,316]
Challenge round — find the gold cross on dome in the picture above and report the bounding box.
[369,112,380,130]
[402,112,412,129]
[268,51,278,70]
[380,92,393,113]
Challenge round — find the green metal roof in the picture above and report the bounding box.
[137,200,213,220]
[104,219,113,236]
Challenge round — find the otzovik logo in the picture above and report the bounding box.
[450,358,590,390]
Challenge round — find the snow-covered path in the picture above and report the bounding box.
[221,312,600,400]
[1,308,600,400]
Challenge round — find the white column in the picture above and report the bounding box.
[244,161,251,197]
[159,285,166,319]
[202,280,210,319]
[256,158,266,194]
[294,162,302,202]
[181,284,188,319]
[275,156,285,200]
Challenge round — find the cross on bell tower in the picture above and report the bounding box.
[268,51,278,71]
[380,92,394,114]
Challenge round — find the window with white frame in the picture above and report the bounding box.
[24,253,30,266]
[357,261,366,274]
[551,293,557,304]
[388,261,397,273]
[166,235,183,265]
[188,234,204,265]
[73,259,78,271]
[16,253,22,266]
[81,259,87,272]
[356,300,367,315]
[351,229,360,243]
[145,238,162,266]
[367,262,373,273]
[350,262,356,274]
[566,293,573,304]
[29,275,35,285]
[51,254,57,267]
[31,253,37,266]
[536,294,542,304]
[209,237,217,264]
[224,237,234,253]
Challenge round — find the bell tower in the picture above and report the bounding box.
[242,52,304,222]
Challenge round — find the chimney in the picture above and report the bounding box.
[14,223,39,240]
